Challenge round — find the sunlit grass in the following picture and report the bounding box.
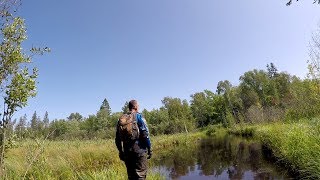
[230,119,320,179]
[3,132,203,179]
[8,121,319,179]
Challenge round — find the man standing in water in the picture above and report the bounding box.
[115,100,152,180]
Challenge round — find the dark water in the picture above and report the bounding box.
[152,135,292,180]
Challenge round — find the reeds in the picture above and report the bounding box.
[230,119,320,179]
[3,133,203,179]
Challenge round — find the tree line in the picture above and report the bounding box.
[5,62,320,140]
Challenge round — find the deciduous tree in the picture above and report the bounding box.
[67,112,83,121]
[0,0,49,172]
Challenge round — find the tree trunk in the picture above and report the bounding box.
[0,127,5,176]
[184,122,188,133]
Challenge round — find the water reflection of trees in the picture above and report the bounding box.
[153,144,198,178]
[198,136,279,179]
[153,135,289,179]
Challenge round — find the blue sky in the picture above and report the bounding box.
[13,0,320,120]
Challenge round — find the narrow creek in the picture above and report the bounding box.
[152,135,292,179]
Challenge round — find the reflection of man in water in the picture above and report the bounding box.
[228,141,245,179]
[115,100,152,180]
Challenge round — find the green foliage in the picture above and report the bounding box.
[45,100,118,140]
[190,91,211,127]
[160,97,195,134]
[15,114,27,139]
[121,101,129,114]
[67,112,83,121]
[239,69,269,107]
[237,64,298,123]
[228,125,257,137]
[0,1,49,172]
[205,124,226,136]
[257,121,320,179]
[286,78,320,120]
[27,62,320,140]
[17,62,320,140]
[143,108,169,135]
[190,90,225,127]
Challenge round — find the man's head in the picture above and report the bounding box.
[129,100,139,112]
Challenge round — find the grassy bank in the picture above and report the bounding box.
[229,119,320,179]
[7,122,318,179]
[3,132,204,179]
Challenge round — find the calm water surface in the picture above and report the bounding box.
[152,135,292,180]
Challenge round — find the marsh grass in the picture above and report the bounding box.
[230,119,320,179]
[3,133,202,179]
[8,122,319,179]
[205,124,227,137]
[228,125,256,137]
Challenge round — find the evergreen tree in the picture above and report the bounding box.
[43,111,49,128]
[31,111,38,131]
[15,114,27,138]
[100,98,111,116]
[267,63,278,79]
[36,115,43,136]
[122,101,129,114]
[7,118,16,136]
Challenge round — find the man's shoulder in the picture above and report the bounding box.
[136,113,142,120]
[136,113,147,124]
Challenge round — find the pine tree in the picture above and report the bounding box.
[122,101,129,114]
[100,98,111,116]
[36,115,43,135]
[267,63,278,78]
[15,114,27,138]
[43,111,49,128]
[31,111,37,131]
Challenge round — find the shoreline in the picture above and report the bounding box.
[228,121,320,179]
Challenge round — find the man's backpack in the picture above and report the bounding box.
[118,113,140,142]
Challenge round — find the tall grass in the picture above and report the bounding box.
[230,119,320,179]
[3,132,204,179]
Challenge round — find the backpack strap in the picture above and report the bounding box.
[131,112,137,122]
[132,112,140,137]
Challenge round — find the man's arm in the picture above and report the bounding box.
[115,121,124,154]
[137,113,151,150]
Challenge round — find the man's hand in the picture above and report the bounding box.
[119,152,125,161]
[147,149,152,159]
